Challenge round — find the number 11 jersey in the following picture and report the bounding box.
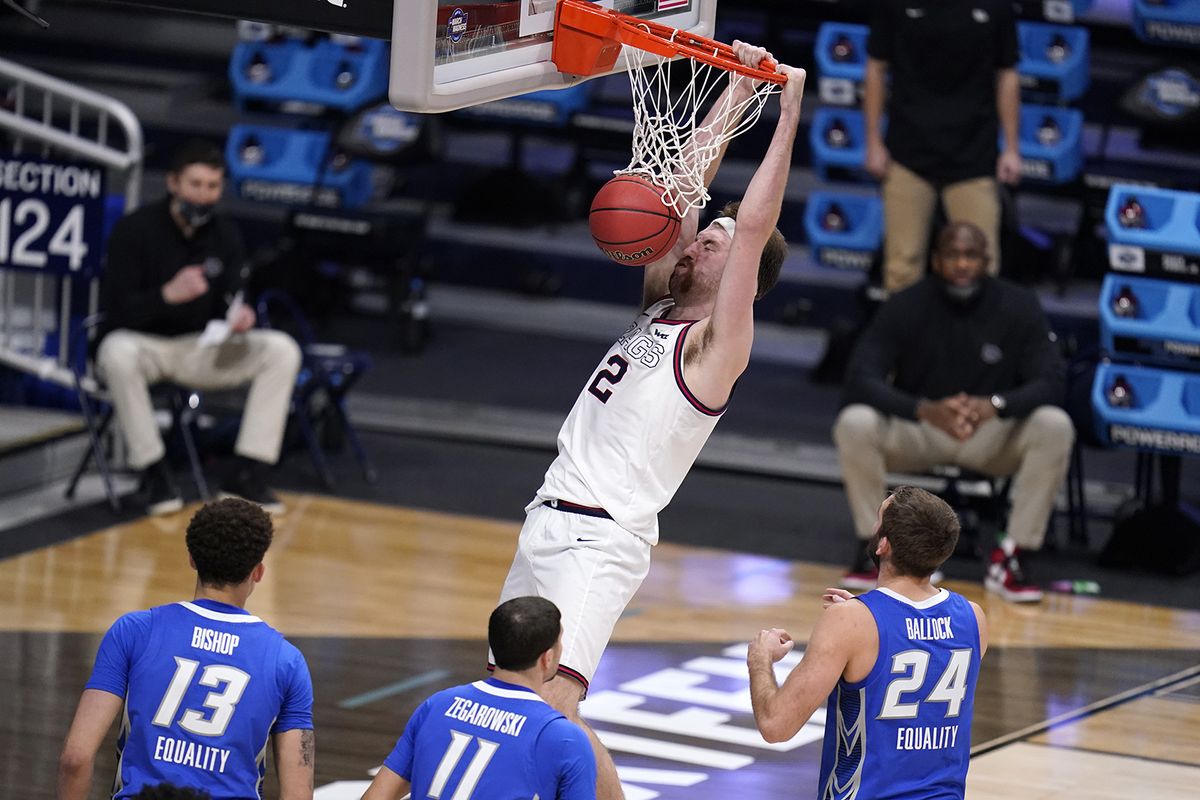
[536,298,726,545]
[384,677,595,800]
[86,598,313,799]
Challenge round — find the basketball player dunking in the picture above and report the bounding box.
[494,42,807,799]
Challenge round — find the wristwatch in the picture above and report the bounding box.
[990,394,1007,415]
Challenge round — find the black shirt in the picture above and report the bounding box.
[868,0,1018,183]
[844,277,1065,420]
[98,198,246,343]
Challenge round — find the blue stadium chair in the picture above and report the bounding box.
[256,290,376,489]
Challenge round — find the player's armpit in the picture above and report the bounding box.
[58,689,124,800]
[274,728,315,800]
[361,764,413,800]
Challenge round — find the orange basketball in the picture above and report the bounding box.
[589,175,682,265]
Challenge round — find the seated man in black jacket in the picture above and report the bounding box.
[96,141,300,515]
[833,221,1074,602]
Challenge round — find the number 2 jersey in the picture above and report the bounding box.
[85,599,313,799]
[383,677,596,800]
[536,298,726,545]
[818,588,981,800]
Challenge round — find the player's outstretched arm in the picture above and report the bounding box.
[274,728,316,800]
[361,764,412,800]
[57,689,123,800]
[747,598,860,743]
[641,40,778,308]
[689,65,805,395]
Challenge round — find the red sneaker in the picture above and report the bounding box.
[840,544,879,591]
[985,545,1043,603]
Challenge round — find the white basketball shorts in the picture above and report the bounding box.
[494,502,652,690]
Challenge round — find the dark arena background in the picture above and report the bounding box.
[2,1,1199,798]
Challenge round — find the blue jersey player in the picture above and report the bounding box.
[748,487,989,800]
[58,499,315,800]
[363,597,596,800]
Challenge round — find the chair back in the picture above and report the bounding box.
[256,288,318,348]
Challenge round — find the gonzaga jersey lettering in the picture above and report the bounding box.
[537,298,725,543]
[818,588,980,800]
[385,678,595,800]
[86,599,313,799]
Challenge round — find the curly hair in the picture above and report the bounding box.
[717,200,789,300]
[185,499,273,587]
[131,783,211,800]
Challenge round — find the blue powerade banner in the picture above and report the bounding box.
[0,154,107,278]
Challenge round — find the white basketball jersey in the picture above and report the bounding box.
[535,298,726,545]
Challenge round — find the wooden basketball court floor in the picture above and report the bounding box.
[4,492,1199,799]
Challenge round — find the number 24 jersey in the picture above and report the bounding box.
[818,588,981,800]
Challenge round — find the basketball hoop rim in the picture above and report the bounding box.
[554,0,787,84]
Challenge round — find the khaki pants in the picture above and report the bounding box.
[832,404,1075,551]
[97,329,302,470]
[883,161,1001,293]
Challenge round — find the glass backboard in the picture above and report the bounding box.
[390,1,716,113]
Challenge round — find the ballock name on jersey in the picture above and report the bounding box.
[905,616,953,641]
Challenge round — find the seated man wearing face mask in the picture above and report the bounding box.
[832,221,1074,603]
[96,140,301,516]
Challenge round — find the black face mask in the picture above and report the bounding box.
[939,276,982,305]
[175,198,217,228]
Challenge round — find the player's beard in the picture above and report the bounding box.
[668,258,694,298]
[669,270,692,298]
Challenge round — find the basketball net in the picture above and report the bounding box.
[617,47,781,216]
[550,0,784,216]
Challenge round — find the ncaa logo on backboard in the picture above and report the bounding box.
[448,7,469,42]
[1109,244,1146,273]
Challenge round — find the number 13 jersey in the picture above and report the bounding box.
[536,298,727,545]
[86,598,313,799]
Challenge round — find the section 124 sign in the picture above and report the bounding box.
[0,154,107,277]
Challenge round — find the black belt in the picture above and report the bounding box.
[542,499,613,520]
